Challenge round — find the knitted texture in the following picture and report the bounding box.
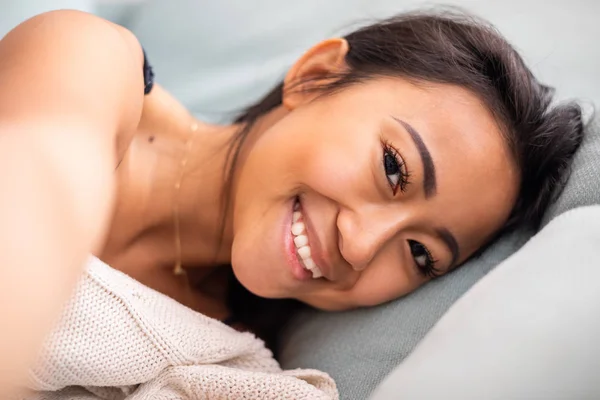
[22,257,338,399]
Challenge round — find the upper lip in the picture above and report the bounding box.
[298,202,333,281]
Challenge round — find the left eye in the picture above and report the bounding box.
[382,144,409,195]
[407,240,439,278]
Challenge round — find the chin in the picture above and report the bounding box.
[230,254,283,299]
[230,198,300,299]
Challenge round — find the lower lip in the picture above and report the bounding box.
[285,199,313,281]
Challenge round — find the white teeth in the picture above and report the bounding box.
[291,204,323,279]
[310,266,323,279]
[293,211,302,223]
[291,222,305,236]
[293,234,308,248]
[297,245,311,259]
[303,257,316,270]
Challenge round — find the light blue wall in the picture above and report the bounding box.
[1,1,598,121]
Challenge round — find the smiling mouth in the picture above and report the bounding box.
[291,198,323,279]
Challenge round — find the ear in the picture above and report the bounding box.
[283,38,349,110]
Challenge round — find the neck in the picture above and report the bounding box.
[174,106,288,269]
[168,121,237,268]
[132,100,288,271]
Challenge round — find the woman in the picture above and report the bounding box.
[0,8,583,393]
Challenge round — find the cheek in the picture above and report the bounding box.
[293,130,379,204]
[241,135,373,206]
[267,105,380,197]
[303,150,362,195]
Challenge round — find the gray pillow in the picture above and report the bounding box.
[541,115,600,225]
[279,230,531,400]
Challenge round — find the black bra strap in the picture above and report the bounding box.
[142,48,154,95]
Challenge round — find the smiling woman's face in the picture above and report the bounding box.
[229,43,520,311]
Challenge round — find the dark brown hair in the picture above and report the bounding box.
[225,9,585,353]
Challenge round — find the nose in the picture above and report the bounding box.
[337,205,401,272]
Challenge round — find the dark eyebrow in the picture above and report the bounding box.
[393,117,437,198]
[436,227,460,269]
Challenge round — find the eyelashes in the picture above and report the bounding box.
[381,139,411,195]
[379,139,439,278]
[408,239,439,278]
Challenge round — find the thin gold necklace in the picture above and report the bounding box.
[172,120,199,276]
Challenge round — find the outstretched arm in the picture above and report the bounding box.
[0,10,144,394]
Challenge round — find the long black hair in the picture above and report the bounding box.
[224,9,585,354]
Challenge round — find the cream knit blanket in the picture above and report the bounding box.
[21,257,338,399]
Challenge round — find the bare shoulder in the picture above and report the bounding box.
[1,9,144,85]
[0,10,145,136]
[1,10,143,65]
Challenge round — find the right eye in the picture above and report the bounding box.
[382,141,410,195]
